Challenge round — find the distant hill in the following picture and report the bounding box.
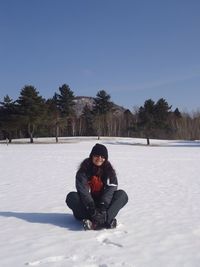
[73,96,127,117]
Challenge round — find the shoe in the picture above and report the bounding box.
[82,219,93,230]
[82,219,104,230]
[106,218,117,229]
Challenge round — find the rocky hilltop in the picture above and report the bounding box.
[73,96,127,117]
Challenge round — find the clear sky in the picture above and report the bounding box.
[0,0,200,113]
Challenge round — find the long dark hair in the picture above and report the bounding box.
[77,158,116,179]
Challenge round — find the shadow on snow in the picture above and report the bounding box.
[103,140,200,147]
[0,211,82,231]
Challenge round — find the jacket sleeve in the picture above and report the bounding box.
[100,175,118,208]
[76,171,94,208]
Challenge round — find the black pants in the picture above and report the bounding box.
[66,189,128,224]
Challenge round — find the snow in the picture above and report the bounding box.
[0,137,200,267]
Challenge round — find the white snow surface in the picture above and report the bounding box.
[1,137,200,267]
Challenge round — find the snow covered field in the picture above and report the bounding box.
[0,137,200,267]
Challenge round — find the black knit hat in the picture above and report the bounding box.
[89,143,108,160]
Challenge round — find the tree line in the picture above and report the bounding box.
[0,84,199,145]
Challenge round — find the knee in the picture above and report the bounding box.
[116,189,128,204]
[65,191,78,207]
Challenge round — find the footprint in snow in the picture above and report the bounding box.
[101,237,123,247]
[97,230,125,248]
[25,255,77,266]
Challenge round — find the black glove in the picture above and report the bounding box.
[91,210,107,225]
[86,202,107,225]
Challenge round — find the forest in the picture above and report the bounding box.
[0,84,199,145]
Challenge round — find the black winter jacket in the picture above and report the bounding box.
[76,158,118,209]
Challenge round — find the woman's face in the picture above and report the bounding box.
[92,155,105,166]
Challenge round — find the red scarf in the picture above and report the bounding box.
[88,175,104,196]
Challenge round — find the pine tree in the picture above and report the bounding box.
[57,84,75,117]
[45,84,75,141]
[17,85,45,143]
[93,90,113,138]
[154,98,172,128]
[138,98,172,145]
[93,90,113,115]
[0,95,18,142]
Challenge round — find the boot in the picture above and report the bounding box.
[82,219,103,230]
[106,218,117,229]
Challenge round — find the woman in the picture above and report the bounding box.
[66,143,128,230]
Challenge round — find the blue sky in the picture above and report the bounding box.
[0,0,200,113]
